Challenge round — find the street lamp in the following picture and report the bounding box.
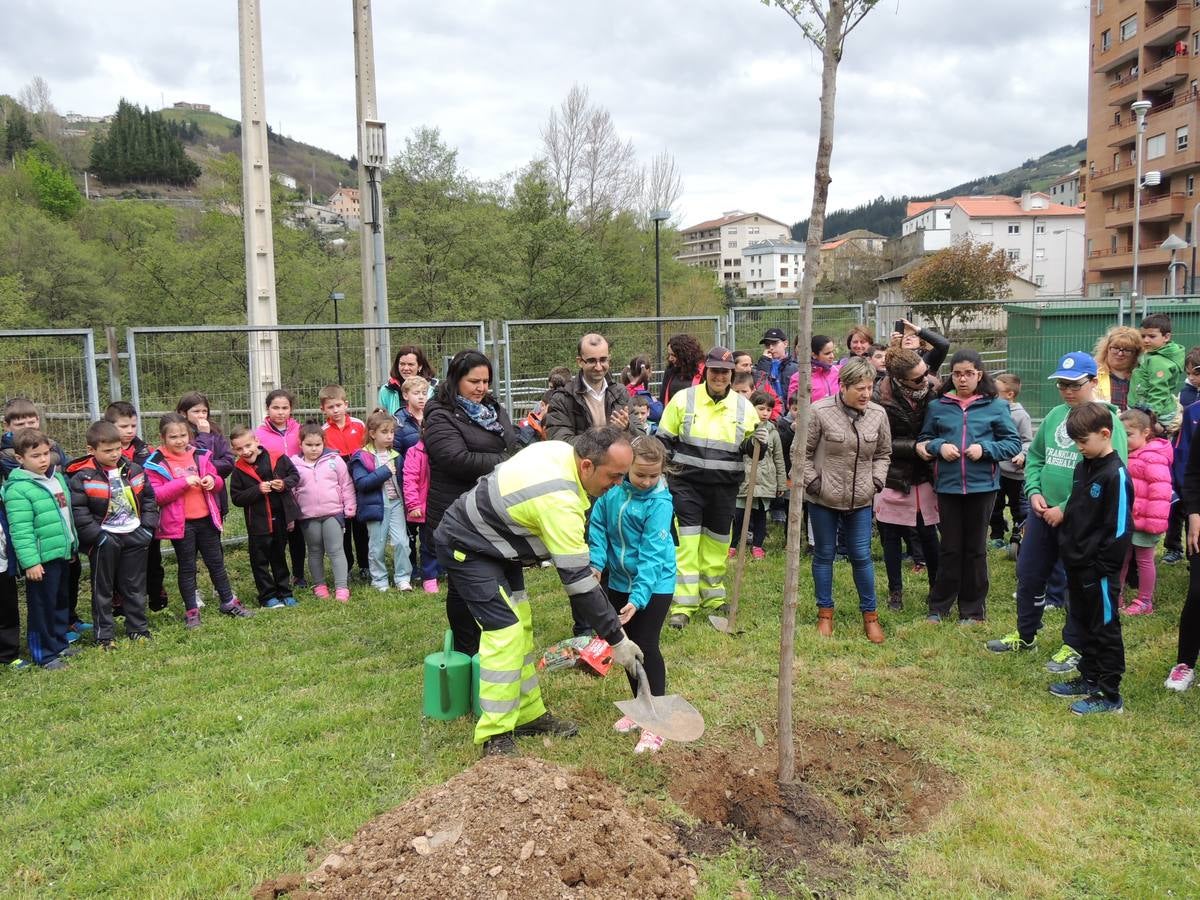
[1161,233,1189,296]
[650,209,671,372]
[1191,201,1200,294]
[330,291,345,386]
[1131,98,1153,323]
[1052,227,1084,296]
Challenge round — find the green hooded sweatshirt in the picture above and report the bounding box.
[1024,401,1128,510]
[1130,340,1185,424]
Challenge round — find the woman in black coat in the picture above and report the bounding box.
[424,349,516,654]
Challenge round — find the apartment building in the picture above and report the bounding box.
[328,186,361,221]
[901,193,1085,294]
[676,211,791,286]
[742,239,806,298]
[1086,0,1200,296]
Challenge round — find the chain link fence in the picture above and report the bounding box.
[726,304,869,355]
[127,322,485,433]
[0,330,101,451]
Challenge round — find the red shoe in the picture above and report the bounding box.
[751,547,766,560]
[728,547,737,559]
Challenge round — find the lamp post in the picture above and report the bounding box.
[650,209,671,372]
[330,291,345,386]
[1191,200,1200,294]
[1161,233,1189,295]
[1131,99,1153,323]
[1052,227,1084,295]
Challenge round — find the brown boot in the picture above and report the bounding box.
[863,611,885,644]
[817,607,834,638]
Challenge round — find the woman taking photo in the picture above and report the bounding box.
[917,349,1021,623]
[872,347,941,611]
[659,334,705,406]
[801,357,892,643]
[1092,325,1142,411]
[378,345,437,416]
[424,349,516,654]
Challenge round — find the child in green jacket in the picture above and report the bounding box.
[0,429,79,669]
[1130,313,1185,428]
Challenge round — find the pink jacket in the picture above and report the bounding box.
[403,440,430,523]
[1127,437,1173,535]
[788,362,841,405]
[256,418,301,457]
[144,446,224,540]
[291,451,357,519]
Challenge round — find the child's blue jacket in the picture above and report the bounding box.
[587,475,676,610]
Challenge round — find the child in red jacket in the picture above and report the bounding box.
[1119,407,1173,616]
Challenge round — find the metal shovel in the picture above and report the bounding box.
[614,661,705,742]
[709,439,761,635]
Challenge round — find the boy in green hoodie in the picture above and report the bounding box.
[986,352,1128,675]
[1129,313,1185,428]
[0,429,79,669]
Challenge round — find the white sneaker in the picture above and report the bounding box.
[1165,663,1195,692]
[195,589,205,608]
[397,579,412,591]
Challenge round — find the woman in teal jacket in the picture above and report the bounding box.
[917,349,1021,623]
[587,435,676,754]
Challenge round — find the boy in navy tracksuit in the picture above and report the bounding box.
[1051,403,1133,715]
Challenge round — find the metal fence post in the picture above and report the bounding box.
[501,320,514,418]
[105,326,123,402]
[125,328,141,425]
[82,331,102,422]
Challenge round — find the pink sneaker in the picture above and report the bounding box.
[313,584,330,599]
[334,587,350,603]
[634,730,664,754]
[751,547,766,560]
[422,578,439,594]
[613,715,640,734]
[1123,598,1153,616]
[1165,663,1195,692]
[727,547,737,559]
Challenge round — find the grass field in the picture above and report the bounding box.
[2,529,1199,898]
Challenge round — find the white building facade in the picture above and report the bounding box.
[741,239,807,298]
[676,211,791,286]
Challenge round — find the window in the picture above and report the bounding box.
[1195,31,1200,56]
[726,226,738,234]
[1188,175,1196,196]
[1119,15,1136,42]
[1007,222,1021,235]
[1007,249,1021,262]
[1096,0,1103,13]
[1179,125,1190,151]
[979,222,994,236]
[1035,248,1046,260]
[727,241,737,249]
[748,226,759,234]
[1035,275,1046,287]
[780,281,788,288]
[1147,133,1167,159]
[780,268,789,276]
[1102,29,1112,51]
[1035,222,1046,235]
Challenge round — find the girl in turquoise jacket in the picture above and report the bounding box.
[917,349,1021,623]
[587,435,676,754]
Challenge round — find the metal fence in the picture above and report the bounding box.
[498,315,724,419]
[727,303,868,354]
[126,322,486,431]
[0,329,101,451]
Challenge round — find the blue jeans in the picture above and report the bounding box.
[809,503,877,612]
[367,497,412,587]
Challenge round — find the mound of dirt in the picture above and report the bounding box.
[257,757,697,899]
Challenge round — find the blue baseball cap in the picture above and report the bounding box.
[1047,351,1098,382]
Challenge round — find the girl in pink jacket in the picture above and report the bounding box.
[144,413,249,627]
[403,438,440,593]
[1119,407,1173,616]
[291,423,357,602]
[788,334,841,405]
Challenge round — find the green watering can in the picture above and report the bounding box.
[422,630,471,720]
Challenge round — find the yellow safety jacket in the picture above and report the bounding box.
[658,384,756,484]
[436,440,624,644]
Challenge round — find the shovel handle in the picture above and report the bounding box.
[633,660,652,700]
[729,440,762,629]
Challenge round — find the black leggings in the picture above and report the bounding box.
[173,518,235,611]
[1178,554,1200,668]
[607,588,671,697]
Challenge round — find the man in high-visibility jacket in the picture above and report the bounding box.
[434,426,644,756]
[658,346,764,627]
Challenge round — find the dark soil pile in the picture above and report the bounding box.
[254,757,697,899]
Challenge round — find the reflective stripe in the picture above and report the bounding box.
[502,478,578,509]
[564,574,600,595]
[677,525,703,538]
[520,674,539,695]
[524,652,537,666]
[512,589,529,603]
[699,573,724,586]
[672,453,743,472]
[479,666,522,684]
[488,477,536,539]
[479,696,521,714]
[700,527,730,543]
[465,490,517,558]
[700,586,727,600]
[672,594,701,608]
[553,551,591,569]
[675,573,700,585]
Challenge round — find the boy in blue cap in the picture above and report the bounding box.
[986,352,1128,674]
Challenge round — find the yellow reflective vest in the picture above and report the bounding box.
[658,385,756,484]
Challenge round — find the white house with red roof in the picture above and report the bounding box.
[676,210,792,287]
[899,191,1085,295]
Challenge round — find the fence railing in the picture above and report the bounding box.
[0,329,101,451]
[726,303,868,353]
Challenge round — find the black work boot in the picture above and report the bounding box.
[484,733,519,757]
[514,712,580,738]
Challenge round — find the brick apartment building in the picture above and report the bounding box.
[1087,0,1200,296]
[676,211,791,286]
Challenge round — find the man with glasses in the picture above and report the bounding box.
[987,352,1128,677]
[545,333,632,444]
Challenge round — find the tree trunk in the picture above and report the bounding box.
[779,0,846,786]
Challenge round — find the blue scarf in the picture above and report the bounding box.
[456,396,504,434]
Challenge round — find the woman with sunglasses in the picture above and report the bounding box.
[1092,326,1143,411]
[917,349,1021,623]
[872,347,942,611]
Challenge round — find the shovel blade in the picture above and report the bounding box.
[707,614,739,635]
[614,693,706,743]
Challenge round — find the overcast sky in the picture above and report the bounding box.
[2,0,1089,227]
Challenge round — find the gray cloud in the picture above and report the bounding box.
[2,0,1089,226]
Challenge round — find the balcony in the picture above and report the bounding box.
[1104,199,1137,228]
[1090,161,1137,191]
[1107,117,1138,147]
[1094,40,1140,74]
[1144,4,1192,48]
[1141,191,1189,221]
[1142,53,1191,92]
[1088,242,1177,272]
[1108,71,1141,107]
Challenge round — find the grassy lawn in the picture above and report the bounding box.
[2,531,1199,898]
